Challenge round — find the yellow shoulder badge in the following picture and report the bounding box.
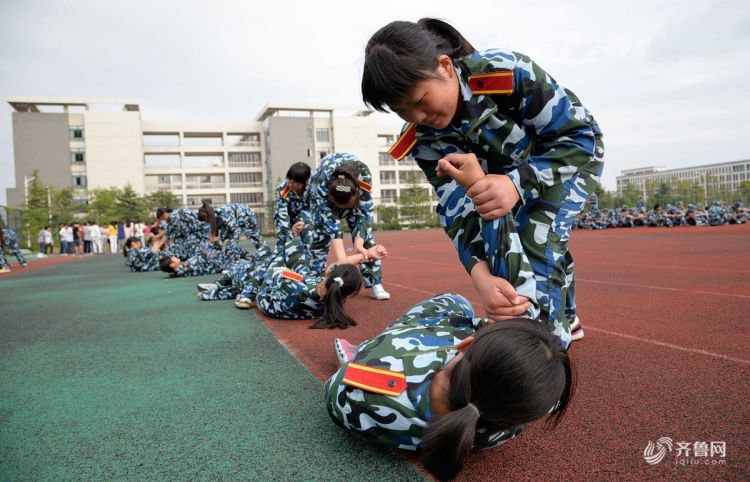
[342,363,407,396]
[281,269,304,283]
[388,123,417,162]
[358,179,372,192]
[280,185,291,199]
[468,71,514,95]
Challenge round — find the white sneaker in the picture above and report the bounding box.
[570,315,585,341]
[370,284,390,300]
[234,297,253,309]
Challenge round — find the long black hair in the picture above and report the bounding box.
[287,162,311,184]
[420,319,574,480]
[197,202,218,237]
[310,264,362,329]
[327,165,361,208]
[362,18,476,112]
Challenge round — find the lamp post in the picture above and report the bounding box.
[24,175,35,249]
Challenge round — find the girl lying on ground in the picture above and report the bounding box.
[326,293,573,480]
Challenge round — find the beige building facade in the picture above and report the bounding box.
[6,97,435,228]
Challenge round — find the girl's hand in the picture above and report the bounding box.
[466,175,521,220]
[353,237,368,260]
[366,245,388,260]
[436,153,485,190]
[292,221,305,236]
[471,265,530,320]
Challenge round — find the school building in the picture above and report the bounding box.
[616,160,750,199]
[5,97,435,228]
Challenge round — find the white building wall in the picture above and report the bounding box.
[84,111,144,193]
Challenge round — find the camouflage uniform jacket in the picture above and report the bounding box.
[325,293,526,451]
[273,178,307,242]
[305,152,374,241]
[126,247,160,272]
[173,242,225,277]
[256,237,324,319]
[0,228,27,266]
[401,49,603,274]
[159,209,207,259]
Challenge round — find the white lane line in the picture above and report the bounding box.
[577,278,750,299]
[584,326,750,366]
[384,282,750,366]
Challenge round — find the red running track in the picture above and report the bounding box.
[258,225,750,480]
[0,254,85,278]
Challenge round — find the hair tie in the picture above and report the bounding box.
[333,276,344,287]
[467,402,480,417]
[334,185,352,193]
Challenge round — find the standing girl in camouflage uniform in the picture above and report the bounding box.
[274,162,311,252]
[0,228,28,273]
[256,232,388,328]
[362,19,604,346]
[326,292,573,480]
[305,152,390,301]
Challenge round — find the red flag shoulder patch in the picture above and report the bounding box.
[281,185,291,199]
[342,362,407,396]
[281,269,304,283]
[358,179,372,192]
[388,123,417,161]
[468,71,514,95]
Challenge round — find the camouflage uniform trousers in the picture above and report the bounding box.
[325,293,527,451]
[0,229,27,268]
[255,237,323,319]
[514,139,604,345]
[126,247,160,272]
[708,206,727,226]
[216,203,263,250]
[201,241,273,301]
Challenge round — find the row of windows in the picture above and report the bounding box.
[379,188,435,203]
[380,170,428,184]
[183,193,266,206]
[143,152,262,168]
[145,173,263,189]
[142,133,261,148]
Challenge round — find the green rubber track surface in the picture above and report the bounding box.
[0,255,425,481]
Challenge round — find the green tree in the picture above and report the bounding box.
[375,205,401,231]
[398,172,431,228]
[145,190,180,215]
[116,184,147,221]
[24,171,51,250]
[620,182,640,208]
[88,187,121,223]
[51,187,78,224]
[738,180,750,204]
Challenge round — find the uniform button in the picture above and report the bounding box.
[387,379,397,388]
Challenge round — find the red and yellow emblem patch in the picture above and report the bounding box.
[358,179,372,192]
[388,123,417,162]
[281,269,304,283]
[468,71,514,95]
[280,184,291,199]
[342,363,407,396]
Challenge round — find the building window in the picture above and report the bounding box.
[318,150,330,160]
[379,152,394,166]
[226,133,261,147]
[69,126,85,140]
[380,171,396,185]
[231,192,264,204]
[184,154,223,168]
[145,154,181,168]
[182,134,222,148]
[70,149,85,164]
[73,196,88,206]
[143,133,180,147]
[381,189,397,203]
[229,172,262,187]
[399,170,427,184]
[228,152,261,167]
[315,128,330,143]
[185,174,225,189]
[187,194,225,206]
[72,174,87,189]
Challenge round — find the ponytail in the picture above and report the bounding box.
[362,18,476,112]
[420,320,575,480]
[421,358,478,480]
[327,166,360,208]
[310,264,362,329]
[197,202,218,237]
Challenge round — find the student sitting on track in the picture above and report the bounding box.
[123,234,166,272]
[325,292,573,480]
[256,223,388,328]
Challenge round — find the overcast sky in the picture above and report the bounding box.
[1,0,748,205]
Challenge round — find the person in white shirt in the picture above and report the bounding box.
[90,222,102,254]
[134,221,145,245]
[83,222,93,254]
[64,225,74,254]
[58,223,69,255]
